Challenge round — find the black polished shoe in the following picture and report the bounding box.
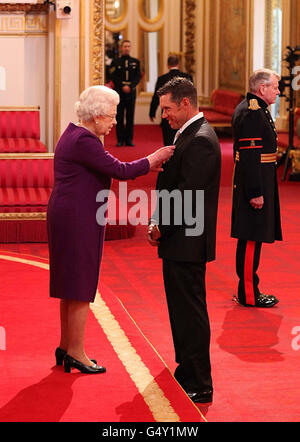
[187,390,213,403]
[116,142,124,147]
[64,354,106,374]
[256,293,279,307]
[232,294,279,308]
[125,141,135,147]
[55,347,97,366]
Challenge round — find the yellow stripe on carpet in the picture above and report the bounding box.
[0,254,49,270]
[90,291,181,422]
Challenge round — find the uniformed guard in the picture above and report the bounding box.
[109,40,141,146]
[231,68,282,308]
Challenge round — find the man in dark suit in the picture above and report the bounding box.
[149,55,193,145]
[148,77,221,403]
[231,68,282,307]
[110,40,141,146]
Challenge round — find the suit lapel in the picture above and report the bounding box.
[175,117,205,149]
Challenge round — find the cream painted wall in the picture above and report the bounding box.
[24,36,47,145]
[0,35,47,144]
[0,37,25,104]
[59,0,80,135]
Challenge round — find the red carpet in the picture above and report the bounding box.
[0,252,204,422]
[0,125,299,422]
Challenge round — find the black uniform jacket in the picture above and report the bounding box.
[152,117,221,263]
[110,55,141,98]
[149,69,193,120]
[231,93,282,243]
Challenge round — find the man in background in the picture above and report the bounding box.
[149,54,193,145]
[231,68,282,308]
[110,40,141,146]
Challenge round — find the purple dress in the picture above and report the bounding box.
[47,123,149,302]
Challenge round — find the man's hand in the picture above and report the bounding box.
[122,85,131,94]
[147,224,161,246]
[250,195,264,209]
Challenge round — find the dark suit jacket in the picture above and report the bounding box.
[152,117,221,263]
[149,69,193,119]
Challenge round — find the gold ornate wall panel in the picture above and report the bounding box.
[184,0,196,76]
[219,0,250,93]
[90,0,105,86]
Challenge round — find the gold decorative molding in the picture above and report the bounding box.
[90,0,105,86]
[0,13,48,34]
[105,0,128,24]
[0,153,54,159]
[0,3,48,14]
[184,0,196,76]
[0,106,40,111]
[138,0,164,25]
[0,212,47,221]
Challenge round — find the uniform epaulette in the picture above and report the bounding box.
[248,99,261,111]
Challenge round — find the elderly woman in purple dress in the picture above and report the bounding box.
[47,85,174,374]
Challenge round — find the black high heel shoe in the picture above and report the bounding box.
[55,347,97,366]
[64,354,106,374]
[55,347,67,366]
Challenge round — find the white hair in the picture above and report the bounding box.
[75,85,119,121]
[249,68,281,93]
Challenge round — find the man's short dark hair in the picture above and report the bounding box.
[157,76,197,108]
[167,54,180,67]
[121,39,131,46]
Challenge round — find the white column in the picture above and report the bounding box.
[253,0,265,72]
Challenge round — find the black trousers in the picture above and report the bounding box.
[116,95,136,144]
[162,259,212,393]
[236,239,262,305]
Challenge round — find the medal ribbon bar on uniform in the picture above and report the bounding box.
[238,138,263,149]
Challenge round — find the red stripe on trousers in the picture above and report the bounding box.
[244,241,256,305]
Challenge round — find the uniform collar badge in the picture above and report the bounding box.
[248,99,261,111]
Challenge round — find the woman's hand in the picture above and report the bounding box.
[147,145,175,172]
